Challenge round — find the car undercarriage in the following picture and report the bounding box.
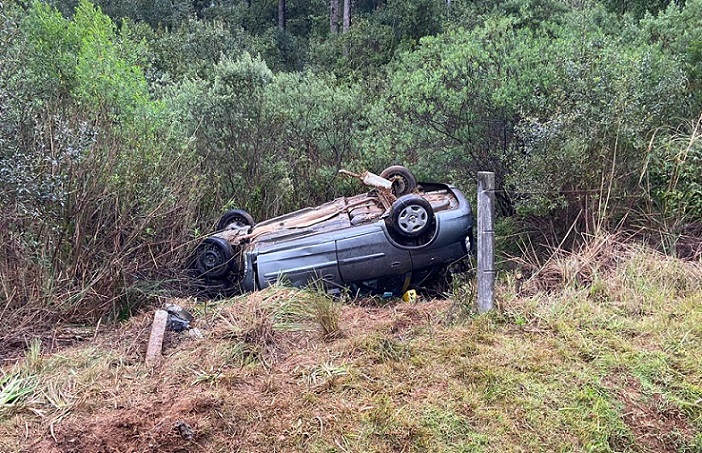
[190,167,474,297]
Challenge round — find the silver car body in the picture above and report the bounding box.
[194,180,474,296]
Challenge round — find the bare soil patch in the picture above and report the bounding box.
[18,297,450,452]
[604,373,696,453]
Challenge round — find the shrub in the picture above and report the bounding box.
[0,1,205,320]
[166,56,366,220]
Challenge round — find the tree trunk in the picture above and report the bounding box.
[342,0,351,32]
[330,0,340,34]
[278,0,286,31]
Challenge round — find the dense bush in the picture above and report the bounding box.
[361,5,693,234]
[640,0,702,109]
[645,117,702,236]
[166,53,366,220]
[509,13,690,222]
[364,18,556,214]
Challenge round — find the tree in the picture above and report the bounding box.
[278,0,286,30]
[603,0,671,18]
[2,0,203,318]
[330,0,340,33]
[362,10,691,229]
[343,0,351,32]
[641,0,702,109]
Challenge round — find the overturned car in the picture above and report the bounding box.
[190,166,474,297]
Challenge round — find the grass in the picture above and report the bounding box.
[0,373,35,411]
[0,240,701,452]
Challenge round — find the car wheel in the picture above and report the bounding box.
[193,236,235,278]
[217,209,255,231]
[380,166,417,197]
[387,195,435,238]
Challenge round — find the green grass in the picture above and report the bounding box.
[0,245,700,452]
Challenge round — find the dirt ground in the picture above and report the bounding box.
[1,293,699,453]
[5,298,452,452]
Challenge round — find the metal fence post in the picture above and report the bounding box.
[477,171,495,312]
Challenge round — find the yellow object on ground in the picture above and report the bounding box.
[402,289,417,303]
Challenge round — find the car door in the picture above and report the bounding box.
[255,235,342,289]
[336,225,412,284]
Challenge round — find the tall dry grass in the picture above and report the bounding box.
[0,118,206,326]
[638,113,702,260]
[511,232,702,298]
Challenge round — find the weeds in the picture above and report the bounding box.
[305,287,342,339]
[305,362,349,387]
[446,271,477,322]
[0,373,35,412]
[24,338,43,373]
[0,107,205,324]
[641,114,702,259]
[0,342,44,419]
[218,304,276,367]
[214,285,343,367]
[1,240,701,452]
[188,366,224,386]
[357,333,412,363]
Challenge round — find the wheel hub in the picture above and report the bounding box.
[194,237,234,278]
[229,216,247,228]
[390,176,407,196]
[398,205,428,234]
[202,248,224,269]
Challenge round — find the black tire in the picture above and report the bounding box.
[217,209,255,231]
[380,166,417,197]
[193,236,235,278]
[387,195,435,238]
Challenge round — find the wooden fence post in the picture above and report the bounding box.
[146,310,168,365]
[477,172,495,313]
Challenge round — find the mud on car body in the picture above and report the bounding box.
[190,166,474,297]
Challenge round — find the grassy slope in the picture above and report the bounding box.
[1,244,701,452]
